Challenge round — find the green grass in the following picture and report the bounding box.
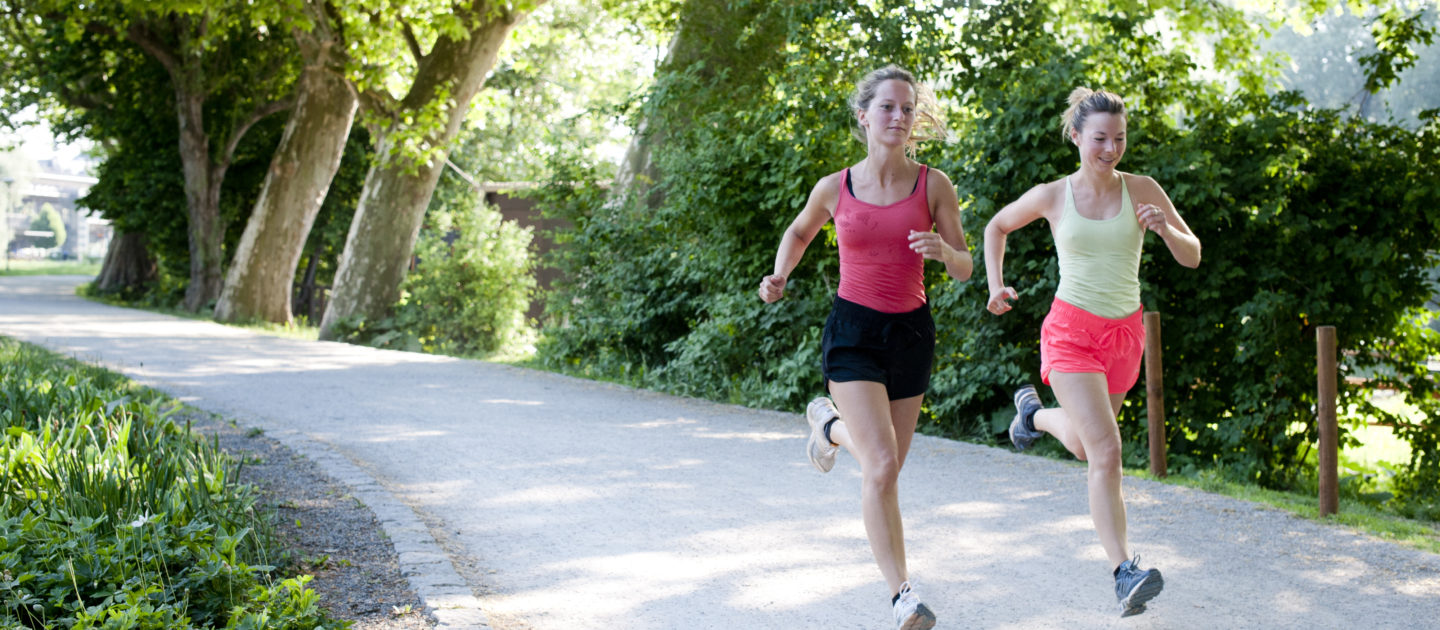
[0,258,102,276]
[77,282,322,341]
[0,336,342,628]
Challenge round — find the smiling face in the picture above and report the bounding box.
[857,79,917,148]
[1071,111,1127,173]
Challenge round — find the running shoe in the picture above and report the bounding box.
[1115,555,1165,617]
[1009,384,1044,451]
[805,396,840,473]
[892,581,936,630]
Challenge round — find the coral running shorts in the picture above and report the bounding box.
[1040,298,1145,394]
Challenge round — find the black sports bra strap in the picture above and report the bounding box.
[844,166,924,198]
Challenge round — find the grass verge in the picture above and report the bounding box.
[75,281,321,341]
[0,335,346,629]
[1129,466,1440,554]
[0,259,101,277]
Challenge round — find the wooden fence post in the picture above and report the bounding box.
[1317,325,1339,517]
[1144,311,1167,478]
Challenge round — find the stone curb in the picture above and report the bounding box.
[262,427,490,630]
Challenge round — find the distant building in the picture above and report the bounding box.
[6,167,109,260]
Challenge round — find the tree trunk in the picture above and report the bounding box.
[215,17,356,324]
[609,0,778,206]
[174,86,228,312]
[294,240,323,320]
[95,231,156,292]
[318,2,543,339]
[125,17,293,313]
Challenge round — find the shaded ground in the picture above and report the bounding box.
[190,411,435,629]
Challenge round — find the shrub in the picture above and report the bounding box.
[333,194,535,357]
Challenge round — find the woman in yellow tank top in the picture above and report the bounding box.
[981,87,1201,617]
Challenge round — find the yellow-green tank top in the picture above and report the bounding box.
[1054,175,1143,319]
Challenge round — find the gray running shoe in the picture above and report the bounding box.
[1008,385,1044,451]
[805,397,840,473]
[892,581,936,630]
[1115,555,1164,617]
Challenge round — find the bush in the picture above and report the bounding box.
[333,194,535,357]
[536,0,951,397]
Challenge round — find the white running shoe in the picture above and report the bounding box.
[804,397,840,473]
[892,581,936,630]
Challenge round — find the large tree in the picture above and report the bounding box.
[215,0,357,323]
[317,0,546,339]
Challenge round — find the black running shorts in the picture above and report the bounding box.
[820,296,935,401]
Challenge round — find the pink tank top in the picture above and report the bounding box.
[834,165,931,313]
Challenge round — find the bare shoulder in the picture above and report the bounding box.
[1019,177,1065,205]
[808,170,844,197]
[1122,172,1177,209]
[813,170,843,194]
[805,170,845,212]
[924,165,957,197]
[925,165,955,186]
[1122,172,1164,195]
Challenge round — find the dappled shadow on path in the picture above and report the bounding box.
[3,275,1438,629]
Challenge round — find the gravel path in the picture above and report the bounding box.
[3,275,1439,629]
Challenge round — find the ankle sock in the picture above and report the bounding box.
[822,418,838,446]
[1023,406,1038,433]
[892,591,901,605]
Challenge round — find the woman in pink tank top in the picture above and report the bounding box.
[758,65,972,630]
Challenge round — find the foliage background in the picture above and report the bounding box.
[535,0,1440,516]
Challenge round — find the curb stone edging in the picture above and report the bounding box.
[260,426,491,630]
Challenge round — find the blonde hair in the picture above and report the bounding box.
[849,64,950,152]
[1061,87,1126,142]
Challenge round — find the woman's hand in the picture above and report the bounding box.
[908,230,953,262]
[987,286,1018,315]
[759,274,787,303]
[1136,202,1169,235]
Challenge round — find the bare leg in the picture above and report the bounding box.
[1047,371,1129,569]
[824,381,923,596]
[1033,406,1088,460]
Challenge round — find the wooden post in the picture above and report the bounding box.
[1317,326,1338,517]
[1144,311,1167,478]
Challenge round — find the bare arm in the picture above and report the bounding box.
[1130,175,1201,268]
[909,167,972,281]
[983,183,1056,315]
[759,174,839,303]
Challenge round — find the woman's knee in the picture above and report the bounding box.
[861,454,902,493]
[1085,440,1123,477]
